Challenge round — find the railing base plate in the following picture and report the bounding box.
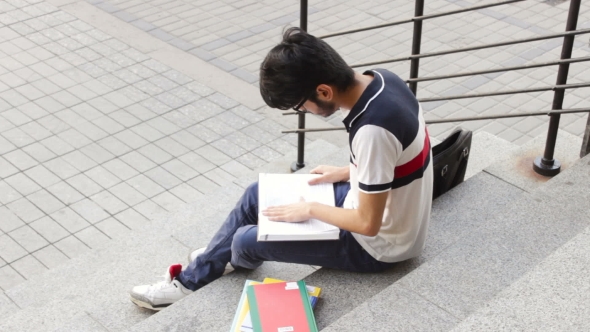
[533,156,561,177]
[291,161,306,173]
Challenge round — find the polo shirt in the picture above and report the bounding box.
[342,68,433,263]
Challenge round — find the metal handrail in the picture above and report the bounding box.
[418,82,590,102]
[281,108,590,134]
[349,29,590,68]
[292,0,588,175]
[407,56,590,83]
[281,81,590,115]
[318,0,525,39]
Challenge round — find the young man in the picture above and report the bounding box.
[130,27,433,311]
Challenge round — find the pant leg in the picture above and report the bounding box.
[230,225,391,273]
[230,181,393,273]
[178,182,259,291]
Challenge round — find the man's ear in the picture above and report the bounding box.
[315,84,334,101]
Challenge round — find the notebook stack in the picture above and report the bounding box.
[230,278,322,332]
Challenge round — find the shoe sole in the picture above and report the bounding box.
[130,295,169,311]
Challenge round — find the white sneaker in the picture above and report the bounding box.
[188,247,235,275]
[130,264,193,311]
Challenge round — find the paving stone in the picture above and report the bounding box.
[79,143,116,164]
[69,198,110,225]
[151,191,185,212]
[83,166,121,190]
[29,216,69,243]
[211,138,247,159]
[66,173,102,197]
[132,198,167,220]
[95,217,130,240]
[161,159,199,181]
[203,167,235,187]
[0,89,28,107]
[43,157,80,180]
[8,225,48,253]
[92,115,125,135]
[194,144,232,166]
[87,96,118,115]
[24,165,61,188]
[202,116,239,136]
[3,149,38,171]
[32,244,69,269]
[144,166,182,190]
[22,142,57,163]
[62,150,99,172]
[140,98,172,115]
[236,152,267,169]
[102,158,139,181]
[131,123,166,142]
[0,207,25,234]
[168,182,203,203]
[169,130,205,150]
[161,110,197,128]
[0,181,22,206]
[2,111,33,129]
[18,103,49,123]
[125,174,166,198]
[154,136,190,157]
[55,128,93,150]
[40,135,75,156]
[54,235,90,259]
[0,156,19,179]
[75,226,110,249]
[113,207,149,230]
[90,190,128,215]
[27,189,65,215]
[0,265,25,290]
[74,121,109,141]
[0,234,27,263]
[137,143,174,165]
[116,152,155,175]
[4,173,41,196]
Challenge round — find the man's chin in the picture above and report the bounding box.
[320,108,339,118]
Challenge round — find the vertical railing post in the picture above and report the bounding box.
[533,0,580,176]
[292,0,308,172]
[409,0,425,96]
[582,114,590,157]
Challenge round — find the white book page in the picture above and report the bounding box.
[258,174,338,240]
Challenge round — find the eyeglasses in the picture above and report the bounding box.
[292,91,313,114]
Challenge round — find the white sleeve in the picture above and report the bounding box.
[351,125,402,194]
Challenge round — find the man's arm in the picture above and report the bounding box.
[309,191,388,236]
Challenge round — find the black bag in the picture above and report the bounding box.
[431,128,472,199]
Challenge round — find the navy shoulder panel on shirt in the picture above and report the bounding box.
[349,69,420,150]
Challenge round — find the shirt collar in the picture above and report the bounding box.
[342,70,384,132]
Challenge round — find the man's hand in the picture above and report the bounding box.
[262,198,311,222]
[308,165,350,185]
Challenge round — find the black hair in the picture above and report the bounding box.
[259,27,355,110]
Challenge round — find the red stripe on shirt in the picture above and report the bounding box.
[394,129,430,178]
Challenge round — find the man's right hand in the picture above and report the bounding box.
[308,165,350,185]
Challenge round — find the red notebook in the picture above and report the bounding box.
[246,280,318,332]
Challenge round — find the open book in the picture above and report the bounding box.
[258,173,338,241]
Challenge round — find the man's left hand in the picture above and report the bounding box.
[262,198,311,222]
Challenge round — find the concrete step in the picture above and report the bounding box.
[453,226,590,331]
[451,153,590,331]
[125,133,523,331]
[0,140,340,331]
[321,139,590,331]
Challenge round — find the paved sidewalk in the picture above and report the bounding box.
[0,0,310,291]
[0,0,589,294]
[85,0,590,140]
